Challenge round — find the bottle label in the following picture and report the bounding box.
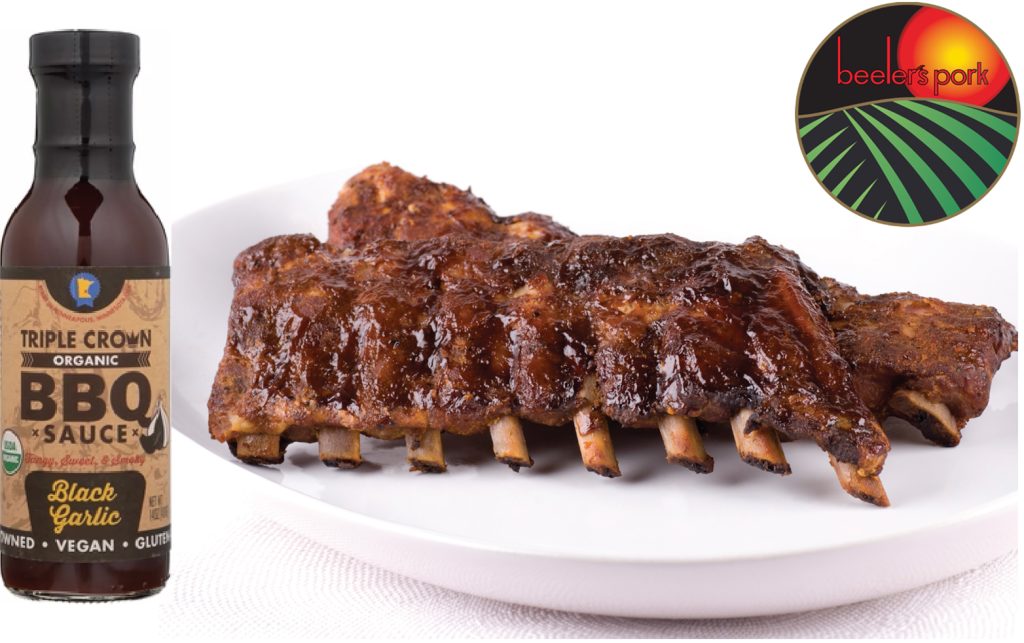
[0,266,170,563]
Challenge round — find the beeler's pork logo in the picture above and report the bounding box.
[796,4,1017,225]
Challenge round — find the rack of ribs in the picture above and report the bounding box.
[206,164,1016,507]
[329,163,1017,449]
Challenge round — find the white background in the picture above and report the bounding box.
[0,0,1020,638]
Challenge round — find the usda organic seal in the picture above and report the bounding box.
[2,429,23,475]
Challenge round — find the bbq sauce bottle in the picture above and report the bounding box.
[0,31,170,600]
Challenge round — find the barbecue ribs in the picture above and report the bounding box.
[825,279,1017,446]
[206,163,1016,507]
[329,163,1018,448]
[210,231,891,503]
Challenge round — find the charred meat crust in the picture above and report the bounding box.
[328,162,573,248]
[328,164,1016,445]
[824,278,1017,434]
[207,162,1015,499]
[209,233,890,474]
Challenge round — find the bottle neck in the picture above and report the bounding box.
[33,69,136,181]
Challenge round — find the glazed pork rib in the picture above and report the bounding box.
[208,163,1015,507]
[825,279,1017,446]
[329,163,1017,450]
[209,232,892,504]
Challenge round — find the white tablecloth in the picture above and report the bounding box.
[2,436,1017,639]
[157,518,1017,639]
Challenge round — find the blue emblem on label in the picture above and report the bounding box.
[69,272,101,308]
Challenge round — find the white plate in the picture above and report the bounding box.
[171,172,1017,618]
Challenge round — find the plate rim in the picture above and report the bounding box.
[175,424,1019,566]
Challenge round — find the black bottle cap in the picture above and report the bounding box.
[29,30,139,72]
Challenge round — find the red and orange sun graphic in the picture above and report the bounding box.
[898,7,1010,106]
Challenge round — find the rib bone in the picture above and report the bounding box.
[489,415,533,471]
[887,389,961,446]
[406,429,446,473]
[233,434,285,464]
[319,428,362,468]
[573,405,621,478]
[730,409,791,475]
[658,414,713,473]
[829,454,890,507]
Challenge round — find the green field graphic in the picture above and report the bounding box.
[798,99,1018,225]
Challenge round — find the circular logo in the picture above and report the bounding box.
[69,271,101,308]
[796,4,1018,225]
[2,429,23,476]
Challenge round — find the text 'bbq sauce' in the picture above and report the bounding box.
[1,30,170,600]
